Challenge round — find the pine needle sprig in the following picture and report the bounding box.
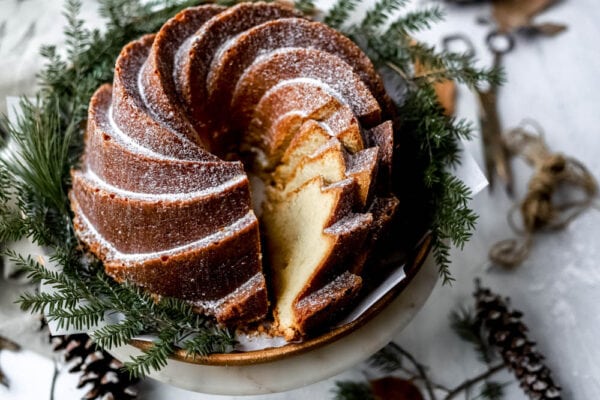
[123,327,178,379]
[12,243,236,378]
[390,7,445,34]
[323,0,360,30]
[478,381,507,400]
[0,163,26,242]
[182,328,236,358]
[1,97,75,214]
[332,382,375,400]
[394,86,477,283]
[294,0,316,15]
[450,307,495,364]
[361,0,407,31]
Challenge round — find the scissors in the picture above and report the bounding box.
[443,31,515,196]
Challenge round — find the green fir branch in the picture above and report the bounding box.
[361,0,407,31]
[47,303,107,331]
[182,328,236,358]
[450,307,495,364]
[329,1,495,282]
[394,85,477,283]
[332,381,375,400]
[477,381,506,400]
[123,326,177,379]
[390,7,445,34]
[91,318,145,350]
[294,0,316,15]
[324,0,360,30]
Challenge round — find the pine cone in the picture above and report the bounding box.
[474,283,562,400]
[51,333,138,400]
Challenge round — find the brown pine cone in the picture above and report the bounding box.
[474,283,561,400]
[51,333,138,400]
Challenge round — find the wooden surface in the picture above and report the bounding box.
[1,1,599,399]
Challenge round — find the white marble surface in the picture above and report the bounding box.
[1,0,600,399]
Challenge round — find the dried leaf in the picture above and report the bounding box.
[370,377,425,400]
[0,336,20,352]
[520,22,568,37]
[492,0,561,32]
[414,58,457,117]
[0,336,20,388]
[435,80,457,117]
[0,369,7,388]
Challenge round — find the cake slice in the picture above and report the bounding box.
[245,81,365,170]
[262,177,373,339]
[366,120,394,190]
[271,120,378,206]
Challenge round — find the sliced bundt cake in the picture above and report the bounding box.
[70,2,400,337]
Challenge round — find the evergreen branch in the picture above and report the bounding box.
[361,0,407,31]
[0,208,27,243]
[450,307,494,364]
[46,303,107,331]
[0,163,10,202]
[91,318,146,349]
[182,328,236,357]
[409,42,503,88]
[388,7,445,34]
[294,0,316,15]
[17,291,81,315]
[332,381,375,400]
[370,343,437,400]
[477,381,507,400]
[1,97,75,216]
[123,327,178,379]
[324,0,360,30]
[443,364,505,400]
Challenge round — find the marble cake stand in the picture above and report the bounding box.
[108,252,438,395]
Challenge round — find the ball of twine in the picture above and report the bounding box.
[489,122,599,268]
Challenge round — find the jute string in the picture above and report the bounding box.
[489,121,600,268]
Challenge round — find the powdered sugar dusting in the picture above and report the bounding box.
[324,213,371,235]
[265,77,349,109]
[82,169,246,202]
[234,47,380,124]
[190,272,263,314]
[75,199,256,264]
[107,105,180,162]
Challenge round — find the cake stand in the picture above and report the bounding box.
[107,237,438,395]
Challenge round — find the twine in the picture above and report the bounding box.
[489,122,600,268]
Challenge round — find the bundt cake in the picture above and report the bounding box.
[70,2,399,339]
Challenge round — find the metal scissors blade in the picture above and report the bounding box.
[476,31,515,196]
